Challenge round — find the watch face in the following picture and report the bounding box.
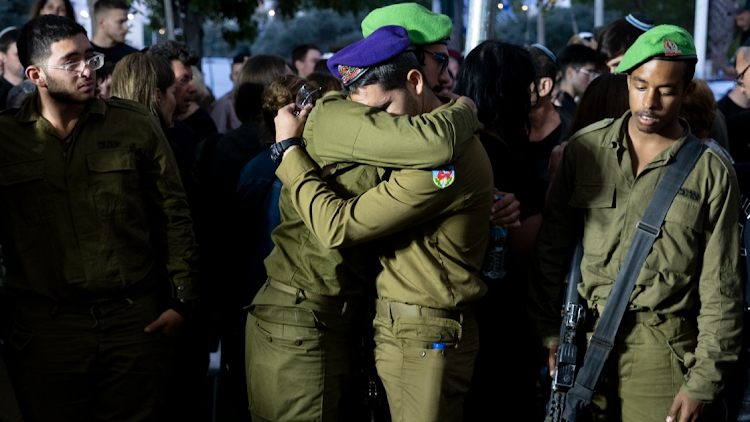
[270,143,283,163]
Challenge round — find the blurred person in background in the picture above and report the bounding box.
[555,44,604,116]
[527,43,571,184]
[679,78,734,162]
[95,60,114,100]
[439,48,462,97]
[457,40,548,420]
[0,29,23,110]
[193,55,291,421]
[29,0,76,20]
[306,71,343,94]
[90,0,136,64]
[210,52,247,133]
[597,13,655,72]
[567,73,629,136]
[5,79,36,109]
[728,41,750,162]
[292,44,321,79]
[111,50,210,421]
[720,47,750,122]
[735,0,750,50]
[190,65,215,110]
[0,27,11,81]
[176,65,217,143]
[568,31,598,50]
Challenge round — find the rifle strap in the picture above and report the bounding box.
[562,134,706,422]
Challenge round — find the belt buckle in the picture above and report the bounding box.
[635,220,660,237]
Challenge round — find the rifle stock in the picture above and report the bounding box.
[546,240,585,422]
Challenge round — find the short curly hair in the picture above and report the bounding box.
[262,75,319,136]
[148,40,198,67]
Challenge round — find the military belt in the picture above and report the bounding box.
[375,299,466,323]
[268,279,346,307]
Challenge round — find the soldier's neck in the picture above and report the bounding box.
[37,93,86,140]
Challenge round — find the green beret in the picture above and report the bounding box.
[362,3,452,45]
[615,25,697,74]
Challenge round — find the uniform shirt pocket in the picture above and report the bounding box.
[0,159,51,227]
[86,149,139,216]
[570,183,616,255]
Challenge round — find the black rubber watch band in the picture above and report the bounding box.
[270,137,304,163]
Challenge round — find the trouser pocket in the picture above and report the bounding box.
[375,314,478,422]
[246,306,324,421]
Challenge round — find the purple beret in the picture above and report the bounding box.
[328,25,412,87]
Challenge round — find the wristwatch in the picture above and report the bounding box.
[270,137,304,163]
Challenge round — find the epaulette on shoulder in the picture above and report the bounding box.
[106,97,152,116]
[568,118,616,142]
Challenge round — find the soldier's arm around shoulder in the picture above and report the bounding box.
[306,92,481,169]
[277,146,457,249]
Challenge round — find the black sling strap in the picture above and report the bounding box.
[562,134,706,421]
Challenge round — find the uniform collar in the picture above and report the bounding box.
[605,109,693,169]
[15,91,106,123]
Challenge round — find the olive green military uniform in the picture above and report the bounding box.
[245,92,479,422]
[529,112,743,422]
[0,354,23,422]
[275,99,492,422]
[0,94,198,421]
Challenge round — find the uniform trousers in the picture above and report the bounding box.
[372,300,479,422]
[244,280,358,422]
[590,313,698,422]
[7,291,174,422]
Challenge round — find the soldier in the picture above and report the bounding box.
[0,15,198,421]
[529,25,743,422]
[271,25,494,422]
[362,3,450,95]
[244,27,484,422]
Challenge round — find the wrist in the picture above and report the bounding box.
[270,137,305,163]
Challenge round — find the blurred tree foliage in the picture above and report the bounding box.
[249,9,367,60]
[497,2,621,56]
[572,0,696,31]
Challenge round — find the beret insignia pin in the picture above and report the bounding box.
[663,39,683,57]
[338,65,369,86]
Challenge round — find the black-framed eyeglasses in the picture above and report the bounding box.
[38,53,104,77]
[418,49,449,74]
[736,62,750,88]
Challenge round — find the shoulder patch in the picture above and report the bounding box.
[433,165,455,189]
[568,118,616,142]
[106,97,152,116]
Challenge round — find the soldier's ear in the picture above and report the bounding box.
[407,69,424,96]
[26,66,46,89]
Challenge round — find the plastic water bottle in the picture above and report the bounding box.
[483,196,508,279]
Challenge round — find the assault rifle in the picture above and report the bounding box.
[546,241,586,422]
